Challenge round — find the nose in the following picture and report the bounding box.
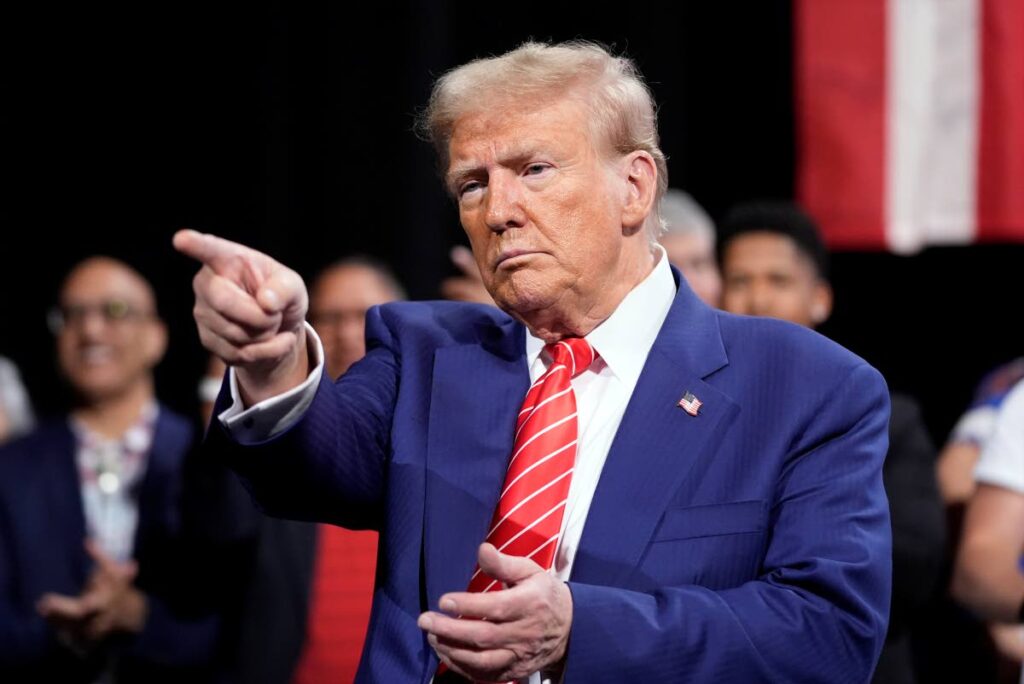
[484,171,526,233]
[747,281,775,317]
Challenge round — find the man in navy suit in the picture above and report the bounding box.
[176,40,893,683]
[0,257,220,683]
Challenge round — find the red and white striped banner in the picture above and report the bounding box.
[795,0,1024,253]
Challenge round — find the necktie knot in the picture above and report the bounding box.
[545,338,596,379]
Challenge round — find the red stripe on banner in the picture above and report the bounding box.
[795,0,887,250]
[976,0,1024,243]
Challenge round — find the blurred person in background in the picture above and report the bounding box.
[937,359,1024,678]
[953,380,1024,683]
[938,358,1024,506]
[223,257,404,684]
[0,257,221,683]
[717,201,946,684]
[309,257,407,381]
[658,189,721,307]
[0,355,34,444]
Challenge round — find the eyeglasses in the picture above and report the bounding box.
[47,300,155,333]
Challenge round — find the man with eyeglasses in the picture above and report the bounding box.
[0,257,222,683]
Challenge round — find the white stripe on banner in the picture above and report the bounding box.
[887,0,979,253]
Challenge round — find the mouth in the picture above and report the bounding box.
[78,345,116,366]
[495,249,540,269]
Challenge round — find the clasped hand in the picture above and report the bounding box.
[418,543,573,682]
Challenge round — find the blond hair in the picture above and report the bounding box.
[418,40,669,241]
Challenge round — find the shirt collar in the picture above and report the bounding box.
[525,245,677,385]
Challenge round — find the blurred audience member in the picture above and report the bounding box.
[659,189,721,306]
[0,355,34,444]
[440,244,494,305]
[953,381,1024,681]
[718,201,945,684]
[308,257,406,380]
[198,355,227,428]
[229,257,403,684]
[938,358,1024,505]
[0,257,219,683]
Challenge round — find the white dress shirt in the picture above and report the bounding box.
[72,402,158,563]
[219,246,678,682]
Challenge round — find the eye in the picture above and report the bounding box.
[459,180,484,197]
[524,163,550,176]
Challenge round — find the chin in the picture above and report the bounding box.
[492,271,563,314]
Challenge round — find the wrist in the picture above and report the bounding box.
[236,326,311,406]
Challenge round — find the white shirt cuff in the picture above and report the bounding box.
[217,322,325,444]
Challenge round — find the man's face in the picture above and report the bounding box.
[447,97,642,325]
[661,231,722,307]
[720,231,832,328]
[56,260,165,403]
[309,265,398,380]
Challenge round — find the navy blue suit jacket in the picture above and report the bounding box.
[0,407,220,683]
[212,273,893,683]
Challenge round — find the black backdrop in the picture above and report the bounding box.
[4,1,1022,443]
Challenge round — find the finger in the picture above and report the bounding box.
[174,230,250,269]
[477,542,544,586]
[196,267,281,331]
[37,593,94,621]
[174,230,274,276]
[450,245,482,280]
[256,267,308,320]
[419,610,507,650]
[431,638,519,682]
[231,330,303,367]
[195,301,280,347]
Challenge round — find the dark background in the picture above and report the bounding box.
[3,1,1021,442]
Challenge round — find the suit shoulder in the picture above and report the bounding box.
[371,300,518,347]
[0,419,71,477]
[715,311,883,387]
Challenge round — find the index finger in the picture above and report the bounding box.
[173,229,255,270]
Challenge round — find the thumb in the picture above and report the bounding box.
[477,542,544,587]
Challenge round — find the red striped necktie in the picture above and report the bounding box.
[436,338,596,682]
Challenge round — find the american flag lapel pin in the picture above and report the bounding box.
[678,391,702,416]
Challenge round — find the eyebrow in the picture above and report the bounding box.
[446,144,548,193]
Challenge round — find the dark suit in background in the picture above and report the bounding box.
[872,394,946,684]
[0,409,221,684]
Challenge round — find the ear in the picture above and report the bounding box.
[143,320,169,368]
[619,151,658,236]
[810,281,833,326]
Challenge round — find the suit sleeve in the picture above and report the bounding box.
[564,363,893,684]
[203,305,400,530]
[0,507,53,666]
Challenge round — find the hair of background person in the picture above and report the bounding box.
[717,201,830,280]
[311,255,407,301]
[418,39,669,243]
[660,189,716,241]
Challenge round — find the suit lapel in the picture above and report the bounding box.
[571,273,739,586]
[424,316,529,608]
